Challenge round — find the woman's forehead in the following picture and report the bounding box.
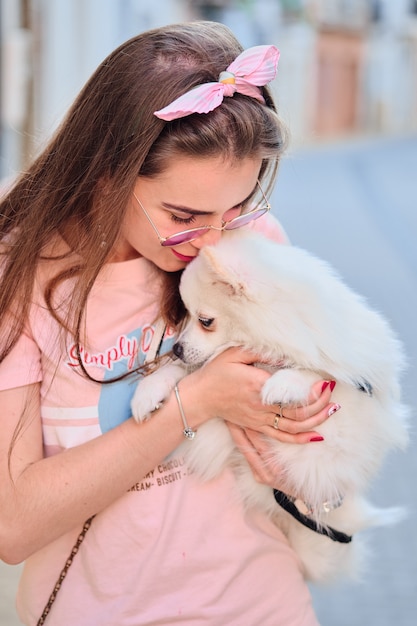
[137,157,261,210]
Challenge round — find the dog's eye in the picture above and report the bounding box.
[198,316,214,329]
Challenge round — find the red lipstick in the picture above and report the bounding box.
[171,249,195,262]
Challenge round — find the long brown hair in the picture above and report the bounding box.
[0,21,287,367]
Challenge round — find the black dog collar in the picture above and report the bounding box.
[273,489,352,544]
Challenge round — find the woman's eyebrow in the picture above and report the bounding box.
[161,203,213,216]
[161,189,255,215]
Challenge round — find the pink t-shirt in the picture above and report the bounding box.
[1,216,319,625]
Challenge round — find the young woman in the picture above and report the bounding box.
[0,21,339,625]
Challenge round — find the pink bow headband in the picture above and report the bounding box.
[154,44,280,122]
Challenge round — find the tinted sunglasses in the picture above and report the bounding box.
[133,181,271,247]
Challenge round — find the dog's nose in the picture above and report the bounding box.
[173,342,184,360]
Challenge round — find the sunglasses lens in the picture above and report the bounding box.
[161,227,210,247]
[224,207,269,231]
[160,204,269,246]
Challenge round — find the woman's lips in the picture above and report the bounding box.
[171,249,196,262]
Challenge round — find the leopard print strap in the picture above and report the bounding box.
[36,516,95,625]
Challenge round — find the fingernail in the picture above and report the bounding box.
[310,436,324,442]
[328,403,341,416]
[321,381,330,392]
[329,380,336,392]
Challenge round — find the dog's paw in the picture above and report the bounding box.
[131,361,187,422]
[261,368,321,406]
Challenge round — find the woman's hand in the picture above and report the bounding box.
[228,425,288,490]
[183,347,339,443]
[260,378,340,444]
[225,377,339,491]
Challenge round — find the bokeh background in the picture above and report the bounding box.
[1,1,416,625]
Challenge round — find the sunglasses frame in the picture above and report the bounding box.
[134,180,271,247]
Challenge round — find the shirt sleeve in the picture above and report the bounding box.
[247,212,291,244]
[0,326,42,391]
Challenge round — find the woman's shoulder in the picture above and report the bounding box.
[247,212,290,245]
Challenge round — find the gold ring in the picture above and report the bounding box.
[273,403,283,429]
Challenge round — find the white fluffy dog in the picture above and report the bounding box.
[131,231,409,583]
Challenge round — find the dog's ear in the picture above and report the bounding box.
[201,247,248,297]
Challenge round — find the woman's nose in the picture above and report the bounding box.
[191,227,223,249]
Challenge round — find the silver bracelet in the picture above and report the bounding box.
[174,384,197,440]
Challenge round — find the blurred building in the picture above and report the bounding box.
[1,0,416,178]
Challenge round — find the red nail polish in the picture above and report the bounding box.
[329,380,336,392]
[310,436,324,442]
[321,381,330,392]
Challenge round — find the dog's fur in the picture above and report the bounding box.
[131,231,409,583]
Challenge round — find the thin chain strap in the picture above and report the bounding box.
[36,515,95,625]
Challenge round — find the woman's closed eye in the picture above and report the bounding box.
[169,213,197,226]
[166,198,249,227]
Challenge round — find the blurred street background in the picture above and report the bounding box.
[1,1,416,625]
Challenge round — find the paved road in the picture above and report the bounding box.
[272,133,417,626]
[1,134,416,625]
